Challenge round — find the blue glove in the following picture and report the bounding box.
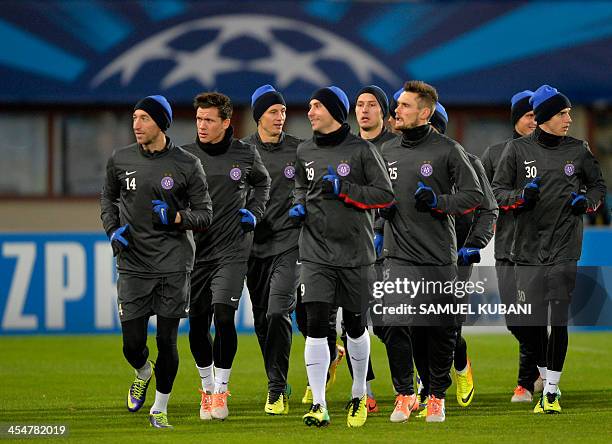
[152,199,177,226]
[110,224,129,257]
[570,192,588,215]
[374,232,384,257]
[322,165,342,197]
[414,181,437,212]
[289,204,306,226]
[289,204,306,219]
[238,208,257,232]
[521,177,541,206]
[458,247,481,266]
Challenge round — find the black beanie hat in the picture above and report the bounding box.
[134,95,172,132]
[251,84,286,123]
[510,90,534,128]
[530,85,571,125]
[356,85,389,117]
[310,86,349,124]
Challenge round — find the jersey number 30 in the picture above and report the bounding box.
[525,165,537,178]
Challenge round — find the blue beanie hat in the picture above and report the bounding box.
[311,85,350,124]
[251,84,286,123]
[134,95,172,132]
[530,85,571,124]
[510,90,534,127]
[356,85,389,117]
[389,88,404,119]
[430,102,448,134]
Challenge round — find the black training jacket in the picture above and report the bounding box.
[482,137,516,260]
[362,126,398,154]
[293,127,394,267]
[362,128,398,235]
[182,129,271,264]
[100,138,213,274]
[242,131,303,258]
[491,128,606,265]
[381,126,483,265]
[455,152,499,249]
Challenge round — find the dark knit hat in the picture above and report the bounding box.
[389,88,403,119]
[251,84,286,123]
[134,95,172,132]
[430,102,448,134]
[311,86,349,124]
[530,85,571,124]
[510,90,534,128]
[356,85,389,117]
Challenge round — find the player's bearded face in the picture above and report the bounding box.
[259,104,286,138]
[515,111,537,137]
[394,92,423,130]
[356,93,383,132]
[308,99,337,134]
[133,110,163,146]
[196,107,230,144]
[541,108,572,136]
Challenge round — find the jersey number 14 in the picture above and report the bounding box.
[125,177,136,190]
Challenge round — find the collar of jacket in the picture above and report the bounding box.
[256,131,286,151]
[313,122,350,147]
[533,126,563,148]
[139,137,174,158]
[361,126,390,145]
[400,124,432,147]
[196,125,234,155]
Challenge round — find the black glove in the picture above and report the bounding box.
[379,205,397,220]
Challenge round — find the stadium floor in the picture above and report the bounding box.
[1,332,611,443]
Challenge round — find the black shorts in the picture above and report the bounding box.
[515,261,577,325]
[496,259,518,306]
[299,261,375,313]
[117,272,190,322]
[189,261,248,315]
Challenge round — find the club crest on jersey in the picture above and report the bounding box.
[564,163,575,176]
[337,162,351,177]
[229,167,242,181]
[420,163,433,177]
[161,176,174,190]
[284,165,296,179]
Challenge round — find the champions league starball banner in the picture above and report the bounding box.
[0,230,611,335]
[1,1,612,105]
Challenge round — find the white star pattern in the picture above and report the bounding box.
[92,14,400,90]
